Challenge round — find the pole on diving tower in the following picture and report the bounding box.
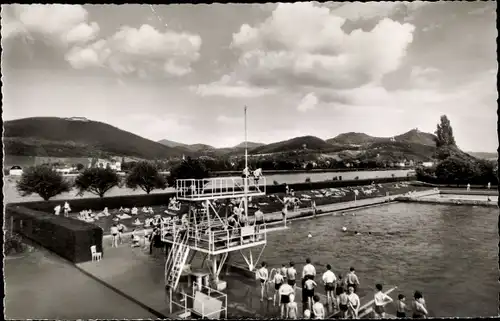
[244,106,249,222]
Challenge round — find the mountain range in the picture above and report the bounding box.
[3,117,491,163]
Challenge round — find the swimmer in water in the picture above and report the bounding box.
[308,233,312,238]
[342,227,347,232]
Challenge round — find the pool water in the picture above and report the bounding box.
[231,203,499,317]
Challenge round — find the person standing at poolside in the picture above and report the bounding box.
[488,182,491,190]
[346,267,360,293]
[287,293,299,319]
[280,264,288,283]
[347,285,360,319]
[257,262,269,302]
[312,200,317,218]
[411,291,428,319]
[110,224,119,248]
[337,287,349,318]
[304,276,318,310]
[373,284,393,318]
[396,294,409,318]
[312,295,325,319]
[288,261,297,291]
[279,280,294,318]
[273,268,285,306]
[322,264,337,309]
[302,258,317,281]
[117,222,127,245]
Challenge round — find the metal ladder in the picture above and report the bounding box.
[165,228,190,290]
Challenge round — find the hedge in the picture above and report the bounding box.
[6,205,103,263]
[6,176,413,215]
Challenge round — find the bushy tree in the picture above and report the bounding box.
[75,167,120,198]
[125,161,167,194]
[435,156,476,185]
[16,165,71,201]
[76,163,85,171]
[168,157,209,187]
[435,115,456,147]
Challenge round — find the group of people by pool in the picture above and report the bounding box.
[256,259,429,319]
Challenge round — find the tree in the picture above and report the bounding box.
[74,167,120,198]
[16,165,71,201]
[435,115,456,147]
[435,156,476,185]
[76,163,85,171]
[168,157,209,187]
[125,161,167,194]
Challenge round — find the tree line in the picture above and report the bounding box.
[16,158,209,201]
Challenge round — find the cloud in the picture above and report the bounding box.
[65,24,202,77]
[327,1,429,21]
[117,113,191,141]
[1,4,99,45]
[297,93,318,112]
[191,75,277,98]
[228,3,415,94]
[216,115,243,124]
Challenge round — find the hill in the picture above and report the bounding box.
[326,132,387,145]
[157,139,187,148]
[250,136,332,154]
[393,129,436,146]
[467,152,497,160]
[233,141,265,149]
[4,117,187,159]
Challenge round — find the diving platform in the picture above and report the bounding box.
[175,177,266,201]
[162,222,267,256]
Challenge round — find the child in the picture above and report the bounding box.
[304,276,318,310]
[131,228,141,247]
[256,262,269,302]
[374,284,393,318]
[274,269,285,306]
[304,309,311,320]
[337,287,349,319]
[312,295,325,319]
[396,294,408,318]
[287,294,298,319]
[281,263,288,282]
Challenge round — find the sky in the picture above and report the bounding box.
[1,2,498,151]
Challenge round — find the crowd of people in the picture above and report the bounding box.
[256,259,429,319]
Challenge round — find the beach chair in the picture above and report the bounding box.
[90,245,102,261]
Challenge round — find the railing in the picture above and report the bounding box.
[175,177,266,200]
[161,218,267,254]
[168,282,227,319]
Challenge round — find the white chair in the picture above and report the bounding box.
[90,245,102,261]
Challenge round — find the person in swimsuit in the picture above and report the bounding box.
[110,224,119,248]
[411,291,428,319]
[374,283,393,318]
[117,223,127,245]
[346,267,360,293]
[312,295,325,319]
[287,261,297,290]
[347,285,360,319]
[322,264,337,308]
[279,281,294,318]
[304,309,311,319]
[304,277,318,310]
[274,269,285,306]
[396,294,409,318]
[256,262,269,302]
[287,293,299,319]
[281,263,288,283]
[337,287,349,319]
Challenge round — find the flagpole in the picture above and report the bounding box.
[244,106,248,222]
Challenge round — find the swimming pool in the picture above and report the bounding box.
[421,194,499,202]
[230,203,498,317]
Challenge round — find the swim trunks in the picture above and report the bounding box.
[281,295,290,304]
[275,282,282,290]
[339,304,348,312]
[260,279,266,284]
[396,311,406,318]
[325,282,335,291]
[288,279,296,286]
[374,305,385,314]
[304,289,315,298]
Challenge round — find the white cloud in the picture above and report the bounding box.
[327,1,430,21]
[297,93,318,112]
[1,4,99,45]
[117,113,191,141]
[65,24,202,77]
[216,115,243,125]
[191,75,277,98]
[228,3,415,93]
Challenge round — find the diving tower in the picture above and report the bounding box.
[161,176,268,292]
